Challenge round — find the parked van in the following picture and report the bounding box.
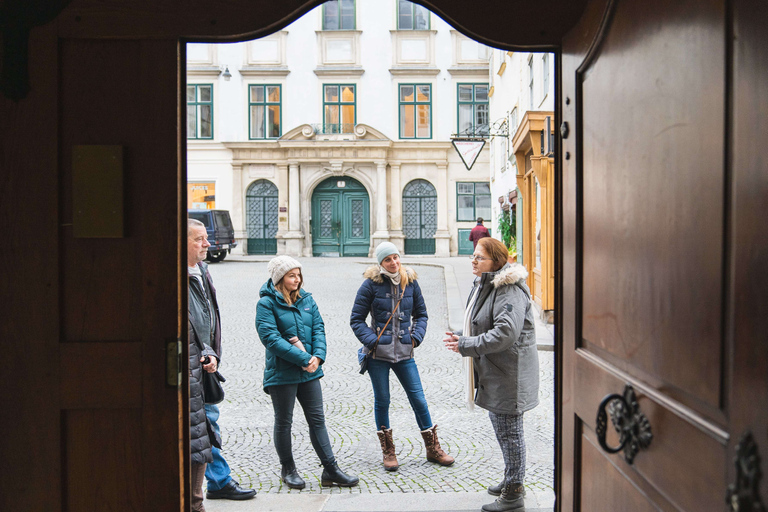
[188,209,238,262]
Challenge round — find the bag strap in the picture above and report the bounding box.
[370,287,404,354]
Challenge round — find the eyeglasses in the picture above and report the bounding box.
[469,255,488,262]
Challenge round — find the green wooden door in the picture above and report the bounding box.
[246,179,278,255]
[403,179,437,255]
[458,228,492,255]
[311,178,369,256]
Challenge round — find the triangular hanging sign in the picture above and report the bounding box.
[452,138,486,170]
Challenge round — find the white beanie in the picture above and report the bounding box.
[267,255,302,284]
[375,242,400,264]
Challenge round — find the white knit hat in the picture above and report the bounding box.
[375,242,399,264]
[267,255,302,284]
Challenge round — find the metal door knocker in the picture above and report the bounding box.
[595,384,653,464]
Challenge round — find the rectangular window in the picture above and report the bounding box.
[528,56,534,110]
[399,84,431,139]
[397,0,430,29]
[323,0,355,30]
[542,53,550,99]
[187,84,213,139]
[323,84,356,133]
[249,85,281,139]
[457,182,491,221]
[457,83,489,137]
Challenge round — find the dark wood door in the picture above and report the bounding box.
[558,0,768,510]
[1,33,185,511]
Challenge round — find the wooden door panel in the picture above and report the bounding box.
[575,351,726,511]
[64,409,143,510]
[580,0,725,412]
[580,432,663,512]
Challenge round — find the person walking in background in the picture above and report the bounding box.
[443,237,539,512]
[469,217,491,248]
[350,242,454,472]
[187,219,256,502]
[256,256,359,489]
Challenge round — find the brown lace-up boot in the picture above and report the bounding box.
[420,424,454,466]
[376,427,399,471]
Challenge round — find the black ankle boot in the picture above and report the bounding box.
[321,462,359,487]
[281,460,305,490]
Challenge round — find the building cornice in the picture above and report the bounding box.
[187,66,222,77]
[447,66,490,77]
[239,66,290,77]
[511,110,555,154]
[313,66,365,77]
[389,67,440,77]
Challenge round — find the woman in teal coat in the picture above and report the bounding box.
[256,255,358,490]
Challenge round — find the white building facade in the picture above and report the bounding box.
[186,0,494,257]
[487,49,556,317]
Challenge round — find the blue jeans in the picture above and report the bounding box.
[204,404,232,491]
[268,378,335,466]
[367,357,433,431]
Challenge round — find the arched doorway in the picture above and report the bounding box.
[311,177,369,256]
[246,179,278,255]
[402,179,437,255]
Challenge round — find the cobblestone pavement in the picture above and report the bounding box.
[207,259,554,498]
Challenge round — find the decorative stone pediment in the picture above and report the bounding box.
[279,123,390,142]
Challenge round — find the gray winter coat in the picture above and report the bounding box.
[457,263,539,415]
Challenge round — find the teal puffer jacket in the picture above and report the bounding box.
[256,279,327,393]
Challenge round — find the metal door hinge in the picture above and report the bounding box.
[166,338,182,387]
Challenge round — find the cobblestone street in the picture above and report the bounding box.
[207,258,554,504]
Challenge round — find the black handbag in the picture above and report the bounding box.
[202,365,227,405]
[190,320,226,404]
[359,290,404,375]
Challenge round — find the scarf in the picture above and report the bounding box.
[462,280,481,411]
[379,265,402,286]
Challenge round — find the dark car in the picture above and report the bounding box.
[188,209,238,262]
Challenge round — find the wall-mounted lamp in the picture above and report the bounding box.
[222,66,232,81]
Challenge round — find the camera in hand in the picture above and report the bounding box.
[203,356,211,364]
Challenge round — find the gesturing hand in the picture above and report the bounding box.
[442,332,460,353]
[303,356,320,373]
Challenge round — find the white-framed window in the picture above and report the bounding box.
[528,55,534,110]
[397,0,430,29]
[542,53,550,101]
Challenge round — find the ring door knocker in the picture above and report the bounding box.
[595,384,653,464]
[726,431,765,512]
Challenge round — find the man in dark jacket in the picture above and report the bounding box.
[469,217,491,248]
[188,219,256,501]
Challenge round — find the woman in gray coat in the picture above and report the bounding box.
[443,237,539,512]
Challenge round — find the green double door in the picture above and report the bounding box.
[311,177,370,257]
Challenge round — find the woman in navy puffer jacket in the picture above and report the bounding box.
[256,256,358,490]
[350,242,454,472]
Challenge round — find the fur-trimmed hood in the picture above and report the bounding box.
[363,265,418,286]
[490,263,528,288]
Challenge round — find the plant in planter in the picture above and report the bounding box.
[498,209,514,249]
[507,238,517,263]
